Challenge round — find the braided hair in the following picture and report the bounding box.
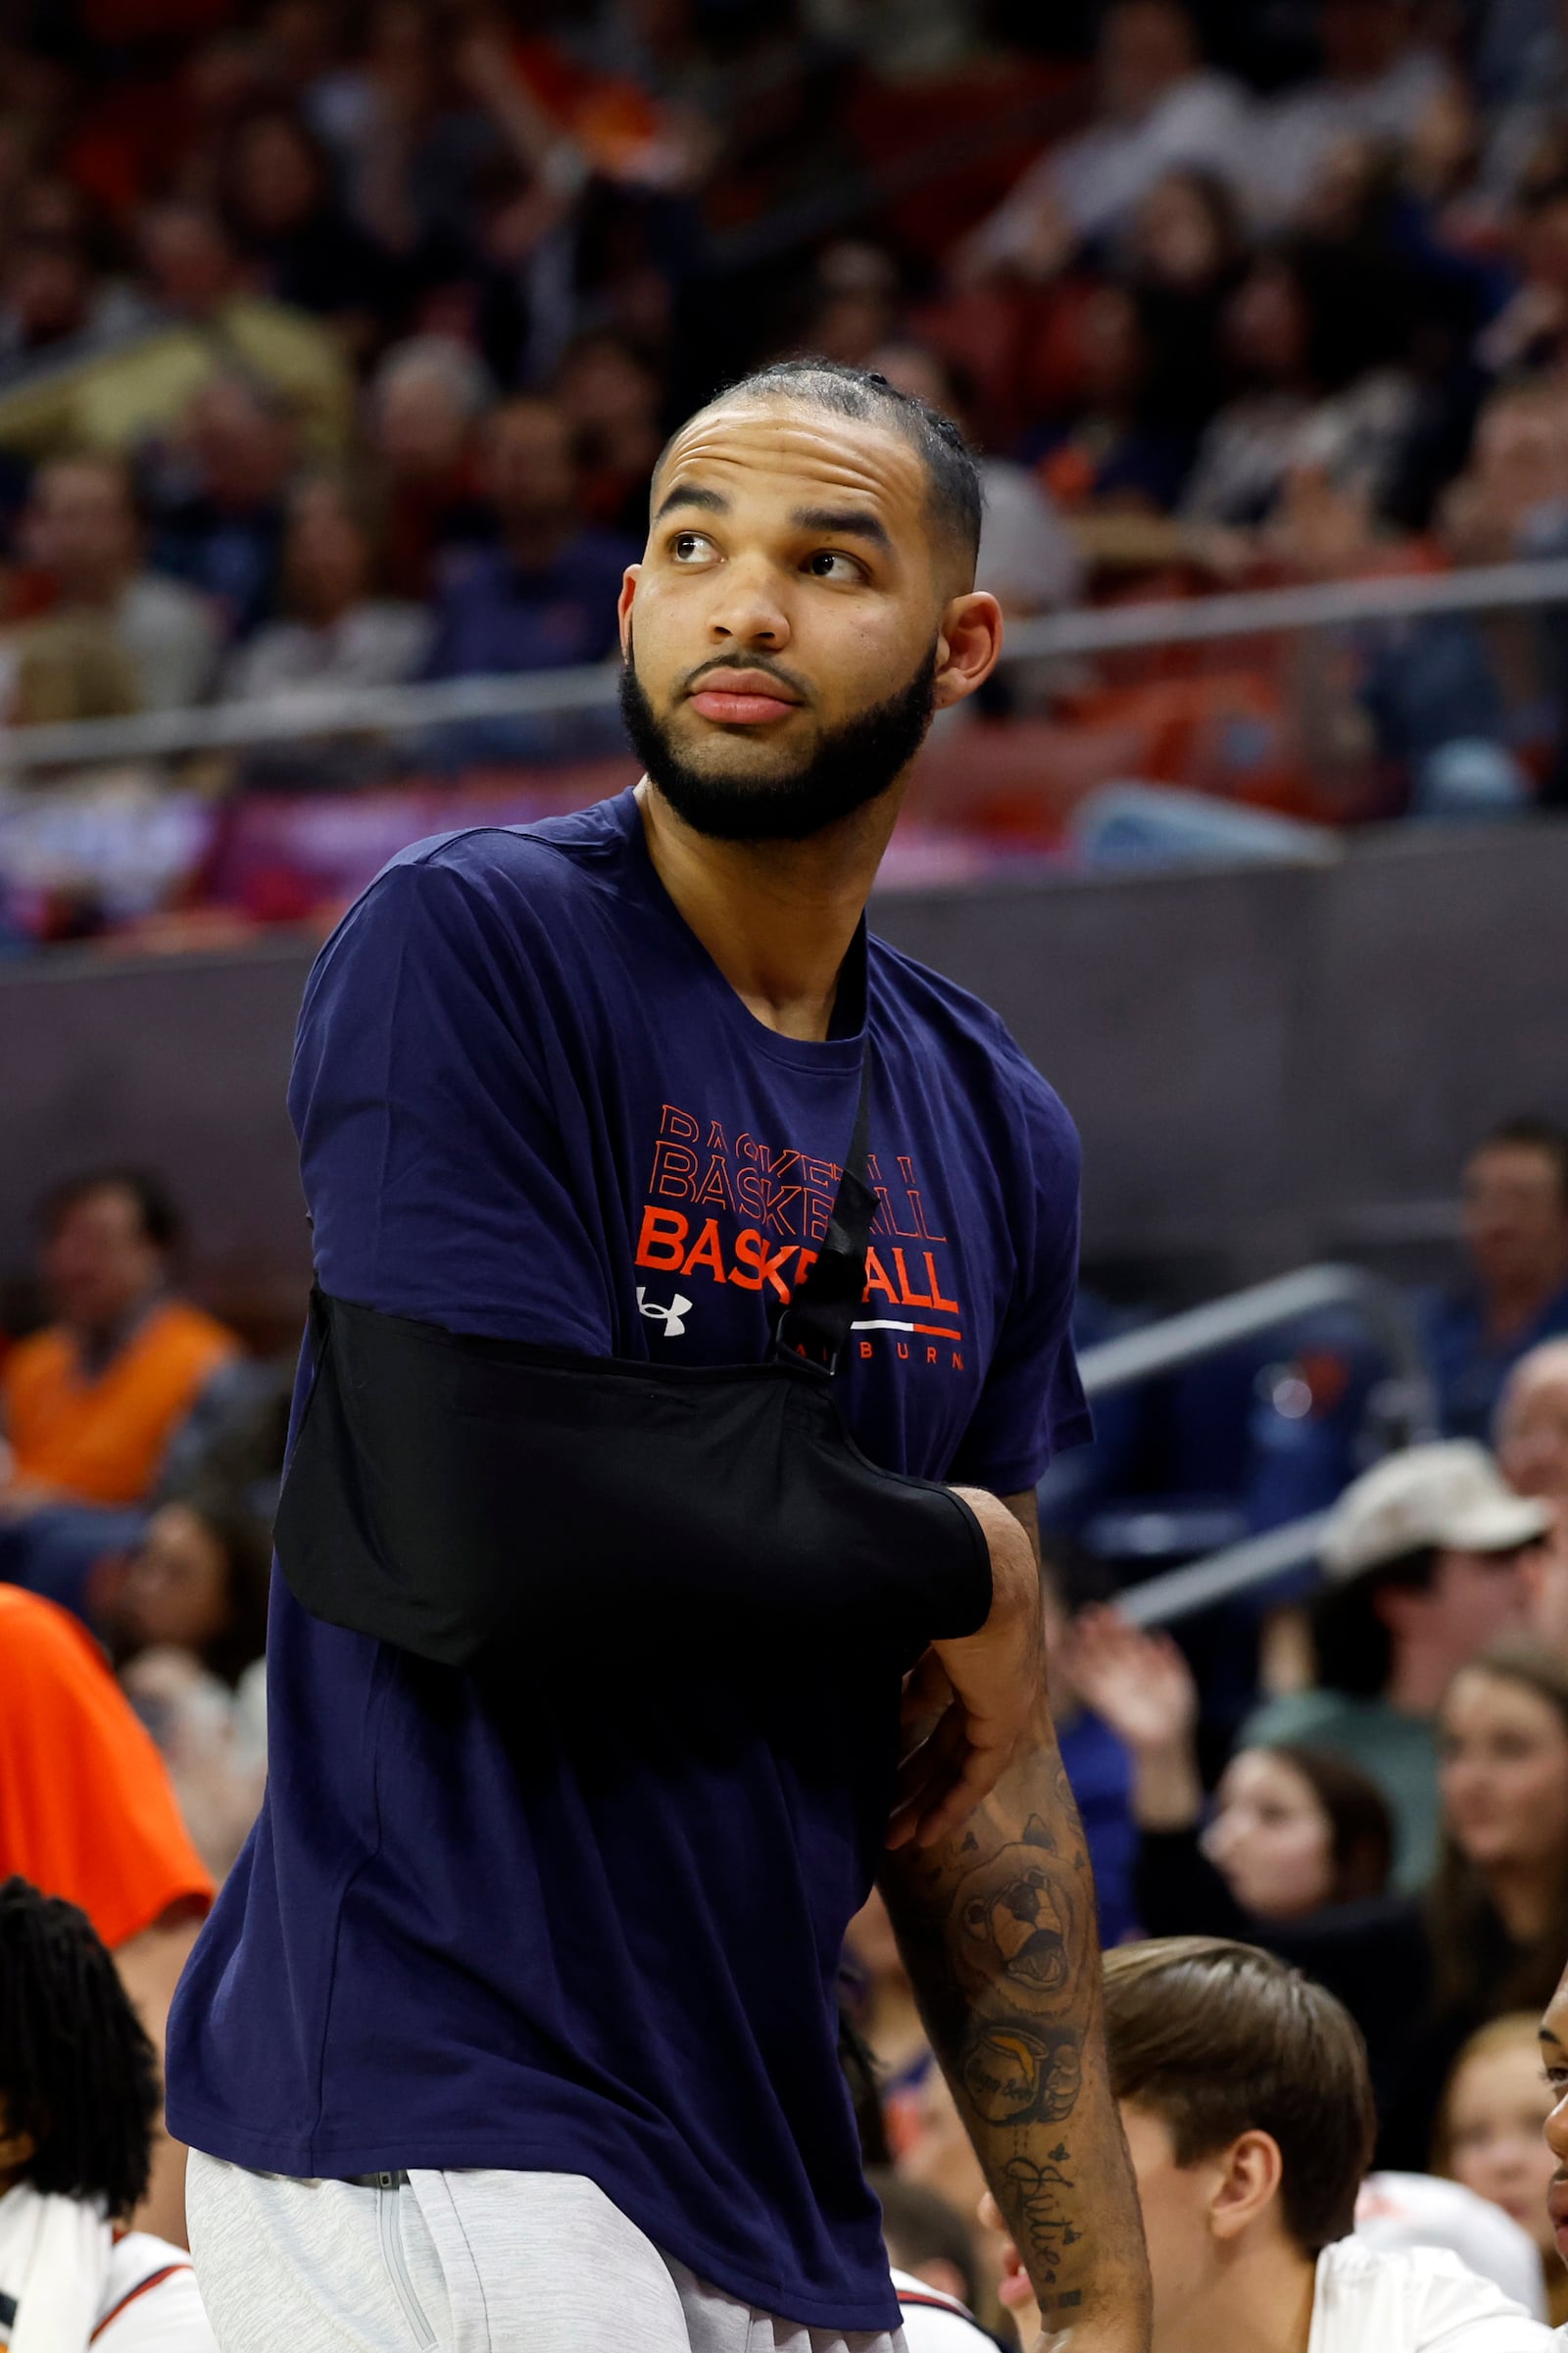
[0,1878,160,2217]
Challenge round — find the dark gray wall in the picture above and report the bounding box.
[5,819,1565,1297]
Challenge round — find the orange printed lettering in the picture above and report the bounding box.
[636,1206,688,1268]
[925,1254,961,1313]
[693,1156,737,1211]
[893,1249,934,1308]
[951,1350,964,1371]
[926,1347,938,1365]
[650,1140,699,1198]
[862,1249,899,1305]
[897,1342,909,1360]
[859,1340,874,1359]
[682,1219,728,1282]
[730,1229,794,1294]
[659,1104,700,1142]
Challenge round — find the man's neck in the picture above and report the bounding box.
[1484,1262,1568,1341]
[1385,1641,1453,1718]
[1161,2243,1316,2353]
[636,779,901,1040]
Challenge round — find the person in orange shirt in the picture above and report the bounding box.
[0,1584,215,2249]
[0,1170,240,1617]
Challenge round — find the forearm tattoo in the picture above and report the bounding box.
[883,1752,1148,2340]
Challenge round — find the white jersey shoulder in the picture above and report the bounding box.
[891,2267,994,2348]
[1310,2234,1554,2353]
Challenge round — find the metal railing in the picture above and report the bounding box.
[1072,1262,1439,1629]
[6,552,1568,774]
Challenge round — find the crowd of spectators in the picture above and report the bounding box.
[5,3,1568,940]
[0,1109,1566,2332]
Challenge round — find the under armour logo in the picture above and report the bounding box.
[637,1287,693,1338]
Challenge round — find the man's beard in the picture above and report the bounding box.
[618,642,938,844]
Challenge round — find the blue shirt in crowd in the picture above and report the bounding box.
[1423,1278,1568,1440]
[165,789,1089,2333]
[422,531,634,679]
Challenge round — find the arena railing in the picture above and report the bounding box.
[6,553,1568,774]
[1072,1261,1440,1631]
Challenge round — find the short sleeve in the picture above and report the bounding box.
[290,851,615,1350]
[946,1073,1091,1495]
[96,2265,216,2351]
[0,1590,213,1950]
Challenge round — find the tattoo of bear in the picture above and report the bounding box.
[951,1816,1080,2011]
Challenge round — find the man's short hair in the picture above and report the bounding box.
[37,1166,184,1253]
[1103,1937,1377,2255]
[657,358,983,580]
[1471,1115,1568,1203]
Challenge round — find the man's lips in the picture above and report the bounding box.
[686,671,803,725]
[1547,2181,1568,2243]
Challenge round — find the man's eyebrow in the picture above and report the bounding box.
[791,505,893,553]
[1543,2023,1564,2047]
[652,481,728,523]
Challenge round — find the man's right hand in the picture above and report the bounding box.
[886,1486,1046,1850]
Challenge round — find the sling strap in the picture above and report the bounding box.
[769,1049,874,1377]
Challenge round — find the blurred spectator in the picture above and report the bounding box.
[957,1,1250,282]
[0,1170,240,1616]
[1121,166,1246,437]
[1496,1339,1568,1654]
[1479,171,1568,379]
[1435,2012,1568,2325]
[1243,1444,1548,1886]
[556,331,665,543]
[871,2173,994,2348]
[368,335,493,598]
[797,243,903,368]
[1426,1121,1568,1441]
[221,472,429,701]
[0,227,144,395]
[20,454,219,711]
[1026,283,1199,514]
[105,1486,270,1880]
[419,395,634,760]
[0,202,350,464]
[1245,0,1455,227]
[221,105,400,351]
[1354,2169,1547,2321]
[0,1585,213,2245]
[1179,244,1418,527]
[0,1875,218,2346]
[150,373,298,641]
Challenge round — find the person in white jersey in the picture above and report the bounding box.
[0,1876,215,2350]
[991,1937,1551,2353]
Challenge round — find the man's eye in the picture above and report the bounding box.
[806,550,863,580]
[670,532,713,563]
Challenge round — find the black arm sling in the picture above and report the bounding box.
[274,1051,991,1671]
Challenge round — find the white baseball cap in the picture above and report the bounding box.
[1320,1441,1552,1584]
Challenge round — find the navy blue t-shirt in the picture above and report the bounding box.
[166,789,1089,2331]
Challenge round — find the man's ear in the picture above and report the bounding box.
[617,564,641,658]
[932,590,1004,710]
[0,2122,36,2175]
[1207,2130,1286,2244]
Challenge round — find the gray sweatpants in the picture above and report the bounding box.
[186,2155,908,2353]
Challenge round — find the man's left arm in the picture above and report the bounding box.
[880,1491,1151,2353]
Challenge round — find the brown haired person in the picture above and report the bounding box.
[1073,1621,1568,2169]
[1243,1443,1549,1887]
[994,1939,1554,2352]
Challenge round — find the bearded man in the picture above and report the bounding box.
[167,360,1148,2353]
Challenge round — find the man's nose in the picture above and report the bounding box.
[705,559,792,649]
